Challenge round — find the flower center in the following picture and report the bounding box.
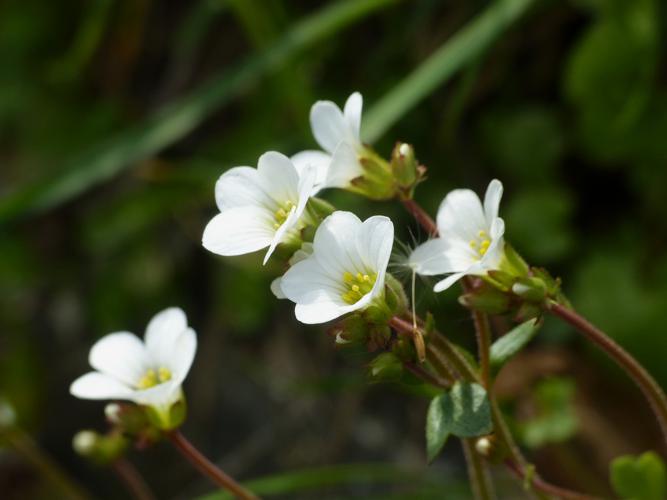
[273,200,296,229]
[469,230,491,260]
[136,367,172,389]
[341,271,377,304]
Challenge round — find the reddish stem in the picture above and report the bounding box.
[400,198,438,236]
[113,459,155,500]
[547,301,667,448]
[504,459,602,500]
[168,431,258,500]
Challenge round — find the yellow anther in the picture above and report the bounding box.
[478,230,486,238]
[480,239,490,249]
[340,270,378,304]
[356,272,363,281]
[137,369,158,389]
[469,240,477,248]
[352,284,360,292]
[158,367,172,383]
[362,274,370,282]
[343,272,354,283]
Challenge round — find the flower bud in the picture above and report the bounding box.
[348,147,396,201]
[390,142,422,194]
[384,274,408,315]
[73,430,99,457]
[73,430,128,464]
[459,286,511,315]
[0,399,16,430]
[512,277,547,303]
[473,434,506,463]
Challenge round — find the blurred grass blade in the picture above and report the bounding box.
[364,0,535,143]
[197,463,442,499]
[0,0,399,225]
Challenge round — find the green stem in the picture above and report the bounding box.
[471,308,492,390]
[547,301,667,448]
[168,431,259,500]
[5,429,91,500]
[462,438,495,500]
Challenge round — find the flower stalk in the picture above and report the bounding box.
[547,300,667,448]
[462,438,495,500]
[112,459,155,500]
[168,431,258,500]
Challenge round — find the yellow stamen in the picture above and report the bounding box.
[273,200,295,228]
[137,367,172,389]
[341,270,378,304]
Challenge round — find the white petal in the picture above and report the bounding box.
[483,179,504,227]
[281,258,346,305]
[257,151,300,205]
[89,332,149,386]
[323,141,363,189]
[409,238,450,275]
[312,211,364,277]
[433,271,470,293]
[479,218,506,270]
[310,100,348,154]
[132,380,181,408]
[144,307,195,381]
[343,92,363,140]
[270,277,286,299]
[262,164,316,265]
[355,215,393,289]
[436,189,487,243]
[70,372,134,400]
[202,206,275,257]
[168,328,197,385]
[291,150,331,194]
[294,300,358,324]
[214,166,272,211]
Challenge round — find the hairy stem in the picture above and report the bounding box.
[463,438,495,500]
[113,459,155,500]
[547,301,667,448]
[399,197,438,235]
[168,431,258,500]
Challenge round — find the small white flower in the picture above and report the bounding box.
[202,151,316,265]
[409,179,506,292]
[280,211,394,324]
[270,242,314,299]
[291,92,364,191]
[70,308,197,414]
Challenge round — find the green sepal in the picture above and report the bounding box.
[459,283,511,314]
[347,146,396,201]
[384,273,408,315]
[368,352,404,382]
[144,394,187,431]
[501,243,530,277]
[512,276,548,303]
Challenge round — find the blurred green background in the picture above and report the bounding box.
[1,0,666,498]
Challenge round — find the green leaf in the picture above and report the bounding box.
[0,0,399,225]
[611,452,667,500]
[363,0,536,142]
[425,382,493,461]
[490,318,541,371]
[426,394,450,463]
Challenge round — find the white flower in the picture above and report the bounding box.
[409,179,506,292]
[280,211,394,324]
[202,151,316,265]
[270,242,313,299]
[70,308,197,414]
[291,92,364,191]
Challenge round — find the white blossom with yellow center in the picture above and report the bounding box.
[291,92,365,192]
[202,151,316,265]
[70,308,197,411]
[408,179,506,292]
[280,211,393,324]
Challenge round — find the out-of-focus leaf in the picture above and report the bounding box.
[611,452,666,500]
[519,377,577,448]
[198,463,453,500]
[564,0,659,161]
[0,0,400,225]
[490,318,541,371]
[505,187,575,263]
[364,0,536,143]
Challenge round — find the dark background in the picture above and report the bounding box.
[1,0,666,498]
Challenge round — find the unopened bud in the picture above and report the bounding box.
[390,142,421,193]
[0,399,16,430]
[475,436,493,457]
[73,430,99,456]
[104,403,122,424]
[368,352,403,381]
